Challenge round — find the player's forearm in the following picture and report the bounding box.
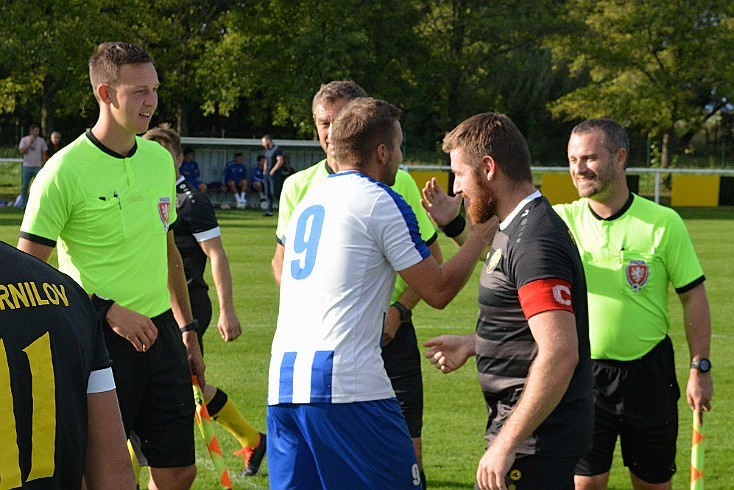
[210,251,236,314]
[680,283,712,361]
[497,312,578,453]
[396,241,443,310]
[433,228,488,304]
[496,345,576,454]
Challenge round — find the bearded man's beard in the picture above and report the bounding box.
[466,178,497,224]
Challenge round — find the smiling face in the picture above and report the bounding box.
[450,148,496,223]
[314,98,350,169]
[105,62,159,136]
[567,130,623,201]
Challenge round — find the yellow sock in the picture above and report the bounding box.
[206,388,261,448]
[127,439,141,486]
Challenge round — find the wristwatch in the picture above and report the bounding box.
[690,358,712,373]
[391,301,412,324]
[179,319,200,334]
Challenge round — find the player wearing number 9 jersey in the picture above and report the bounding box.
[0,241,134,489]
[267,98,495,490]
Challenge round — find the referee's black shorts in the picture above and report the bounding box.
[103,309,195,468]
[382,319,423,438]
[575,336,680,484]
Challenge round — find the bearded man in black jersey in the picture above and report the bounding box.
[421,112,593,490]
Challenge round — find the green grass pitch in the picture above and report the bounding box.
[0,205,731,489]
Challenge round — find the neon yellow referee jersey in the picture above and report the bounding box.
[20,131,177,318]
[554,194,704,360]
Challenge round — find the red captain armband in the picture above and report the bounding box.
[517,278,574,320]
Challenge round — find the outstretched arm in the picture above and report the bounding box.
[398,216,495,309]
[384,240,443,346]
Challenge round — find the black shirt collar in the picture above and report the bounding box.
[588,192,634,221]
[86,129,138,159]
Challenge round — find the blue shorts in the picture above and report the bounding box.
[267,399,422,490]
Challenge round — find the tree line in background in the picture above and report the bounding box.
[1,0,733,167]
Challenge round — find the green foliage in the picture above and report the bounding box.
[546,0,734,156]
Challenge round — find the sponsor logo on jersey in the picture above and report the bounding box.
[486,248,502,274]
[626,259,649,292]
[158,197,171,231]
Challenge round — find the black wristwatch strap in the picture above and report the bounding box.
[179,319,200,334]
[91,294,114,321]
[392,301,412,324]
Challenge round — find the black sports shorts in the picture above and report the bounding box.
[475,454,577,490]
[575,336,679,484]
[103,309,195,468]
[382,319,423,438]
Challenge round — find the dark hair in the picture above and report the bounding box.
[571,118,630,154]
[143,125,182,159]
[257,155,266,161]
[443,112,532,182]
[312,80,368,114]
[89,42,153,100]
[330,98,401,168]
[234,152,243,158]
[29,123,40,132]
[183,148,195,156]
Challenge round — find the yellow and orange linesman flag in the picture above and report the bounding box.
[691,410,705,490]
[193,375,233,489]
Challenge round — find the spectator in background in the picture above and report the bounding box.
[17,123,48,209]
[181,148,207,192]
[222,152,249,209]
[47,131,63,159]
[250,155,266,207]
[261,134,283,216]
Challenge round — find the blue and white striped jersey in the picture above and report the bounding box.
[268,171,431,405]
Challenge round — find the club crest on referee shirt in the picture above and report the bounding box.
[626,259,649,292]
[158,197,171,231]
